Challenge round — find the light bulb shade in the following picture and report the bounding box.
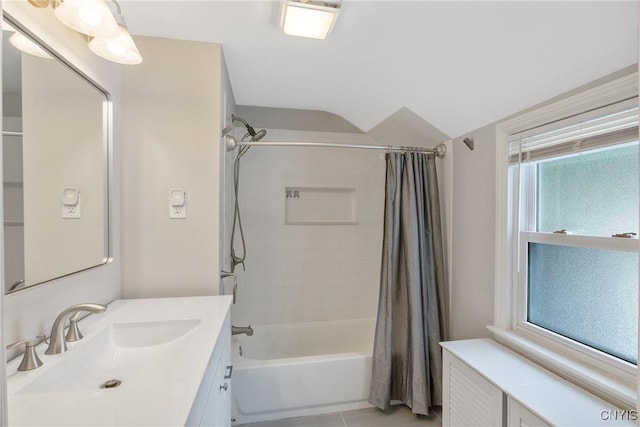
[281,0,340,40]
[55,0,120,38]
[88,25,142,65]
[9,32,52,59]
[2,20,16,32]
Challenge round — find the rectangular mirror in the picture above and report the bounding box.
[2,12,111,294]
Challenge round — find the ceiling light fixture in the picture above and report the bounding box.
[25,0,142,65]
[88,1,142,65]
[280,0,341,40]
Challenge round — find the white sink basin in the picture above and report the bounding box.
[18,319,201,395]
[7,296,232,426]
[110,319,201,348]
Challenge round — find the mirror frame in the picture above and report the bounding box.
[3,10,112,294]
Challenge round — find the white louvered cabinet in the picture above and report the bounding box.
[441,339,634,427]
[508,398,549,427]
[442,349,504,427]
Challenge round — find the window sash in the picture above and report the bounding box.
[514,141,639,369]
[520,231,640,253]
[516,231,639,373]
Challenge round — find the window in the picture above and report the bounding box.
[511,106,639,367]
[493,74,639,407]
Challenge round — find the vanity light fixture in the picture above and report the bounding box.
[24,0,142,65]
[280,0,341,40]
[88,1,142,65]
[9,32,52,59]
[3,19,52,59]
[54,0,120,38]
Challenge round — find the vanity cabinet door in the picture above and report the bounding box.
[186,311,232,427]
[200,324,232,427]
[200,356,228,426]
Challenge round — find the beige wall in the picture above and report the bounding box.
[120,36,223,298]
[2,1,122,360]
[450,124,495,340]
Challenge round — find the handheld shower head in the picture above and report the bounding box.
[224,128,268,152]
[252,129,267,142]
[231,114,267,144]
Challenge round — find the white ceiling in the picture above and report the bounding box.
[120,1,638,138]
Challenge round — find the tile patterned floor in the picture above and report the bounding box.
[235,405,442,427]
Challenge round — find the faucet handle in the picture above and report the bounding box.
[6,334,46,371]
[65,312,84,342]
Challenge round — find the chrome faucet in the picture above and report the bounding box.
[45,303,107,355]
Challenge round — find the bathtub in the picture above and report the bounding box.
[230,318,375,425]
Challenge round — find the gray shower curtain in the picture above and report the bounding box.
[368,151,449,416]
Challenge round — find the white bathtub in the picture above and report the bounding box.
[230,319,375,425]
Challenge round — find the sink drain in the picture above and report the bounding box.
[100,379,122,389]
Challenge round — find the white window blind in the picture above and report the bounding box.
[509,104,638,164]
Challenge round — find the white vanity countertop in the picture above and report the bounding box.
[7,295,233,426]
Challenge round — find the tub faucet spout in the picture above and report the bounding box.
[45,303,107,355]
[232,325,254,336]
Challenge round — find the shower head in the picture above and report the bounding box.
[224,129,268,152]
[227,114,267,149]
[252,129,267,142]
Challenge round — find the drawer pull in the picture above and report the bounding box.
[224,365,233,379]
[219,383,228,392]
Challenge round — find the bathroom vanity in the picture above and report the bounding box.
[6,296,233,426]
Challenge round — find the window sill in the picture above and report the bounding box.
[487,325,637,409]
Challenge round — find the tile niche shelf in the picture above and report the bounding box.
[285,187,357,225]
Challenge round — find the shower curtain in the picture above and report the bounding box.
[368,151,448,416]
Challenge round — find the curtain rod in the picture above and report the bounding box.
[225,137,447,158]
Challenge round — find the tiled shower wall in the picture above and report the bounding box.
[228,129,385,326]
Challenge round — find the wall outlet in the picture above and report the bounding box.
[62,204,80,219]
[169,188,187,219]
[169,204,186,219]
